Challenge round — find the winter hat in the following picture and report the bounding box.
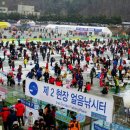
[13,121,19,126]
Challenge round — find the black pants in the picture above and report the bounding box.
[17,116,24,126]
[78,86,82,92]
[3,121,11,130]
[45,78,48,83]
[91,78,93,85]
[128,54,130,60]
[24,64,26,68]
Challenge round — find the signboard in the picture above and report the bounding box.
[94,124,109,130]
[21,98,85,124]
[25,79,114,123]
[92,120,130,130]
[94,29,102,32]
[76,27,88,32]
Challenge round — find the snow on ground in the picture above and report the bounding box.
[0,36,130,108]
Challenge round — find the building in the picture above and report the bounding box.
[18,4,40,16]
[0,7,8,13]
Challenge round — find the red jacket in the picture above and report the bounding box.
[118,65,123,71]
[68,64,73,71]
[86,83,91,91]
[56,81,62,86]
[0,107,10,122]
[15,103,25,116]
[49,77,55,84]
[86,56,90,62]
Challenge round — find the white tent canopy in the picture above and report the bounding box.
[46,24,112,36]
[16,20,36,26]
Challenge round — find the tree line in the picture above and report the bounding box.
[0,13,122,24]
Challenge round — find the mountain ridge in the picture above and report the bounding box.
[1,0,130,21]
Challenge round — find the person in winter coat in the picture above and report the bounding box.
[0,58,4,71]
[39,118,46,130]
[25,112,35,130]
[35,63,39,72]
[36,68,42,81]
[113,59,118,67]
[77,79,83,92]
[22,80,26,93]
[50,106,56,129]
[7,108,17,129]
[12,121,23,130]
[43,104,53,130]
[17,72,22,85]
[32,120,40,130]
[55,78,62,87]
[45,62,49,71]
[43,71,49,83]
[42,52,46,61]
[84,82,91,92]
[27,69,35,79]
[50,57,55,66]
[118,64,123,81]
[7,71,15,86]
[8,58,12,69]
[47,52,50,62]
[17,65,22,73]
[54,63,59,76]
[11,60,15,71]
[24,58,28,68]
[114,77,120,94]
[49,76,55,84]
[111,67,117,78]
[68,64,73,72]
[15,100,25,126]
[90,67,96,85]
[99,73,105,87]
[101,86,108,94]
[71,77,77,88]
[68,116,80,130]
[86,56,90,64]
[57,67,61,76]
[0,105,10,130]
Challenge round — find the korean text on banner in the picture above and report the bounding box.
[25,79,114,123]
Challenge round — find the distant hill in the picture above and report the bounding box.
[1,0,130,21]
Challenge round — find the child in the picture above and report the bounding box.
[84,82,91,92]
[7,71,15,86]
[101,86,108,94]
[17,72,22,85]
[25,112,35,130]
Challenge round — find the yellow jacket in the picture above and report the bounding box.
[24,59,28,64]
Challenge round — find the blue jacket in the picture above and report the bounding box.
[36,69,42,78]
[27,72,33,79]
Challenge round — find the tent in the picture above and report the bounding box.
[0,22,11,29]
[16,20,36,27]
[46,24,112,36]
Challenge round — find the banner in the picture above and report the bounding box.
[25,79,114,123]
[94,124,109,130]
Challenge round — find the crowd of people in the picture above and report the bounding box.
[0,28,129,130]
[0,99,58,130]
